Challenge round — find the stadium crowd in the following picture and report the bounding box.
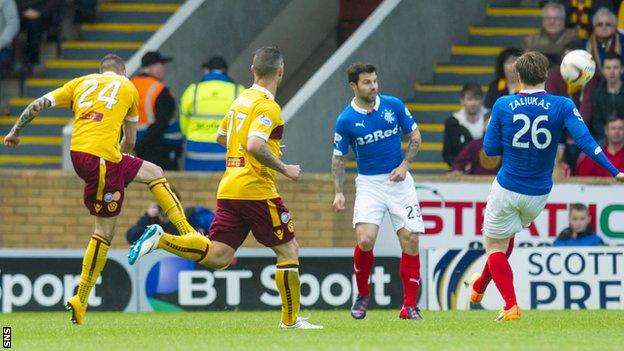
[444,1,624,178]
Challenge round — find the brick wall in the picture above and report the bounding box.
[2,170,610,250]
[0,169,356,249]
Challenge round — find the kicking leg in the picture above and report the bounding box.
[471,236,515,301]
[134,161,196,235]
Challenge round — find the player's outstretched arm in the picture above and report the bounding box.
[564,104,620,178]
[390,128,422,182]
[3,96,52,148]
[331,155,346,211]
[247,135,300,181]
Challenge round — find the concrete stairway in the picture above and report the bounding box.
[389,6,542,174]
[0,1,183,168]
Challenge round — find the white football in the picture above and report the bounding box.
[560,50,596,85]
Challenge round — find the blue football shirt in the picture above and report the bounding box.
[484,89,619,195]
[333,94,417,175]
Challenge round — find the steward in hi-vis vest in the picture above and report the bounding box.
[180,56,244,171]
[131,51,183,170]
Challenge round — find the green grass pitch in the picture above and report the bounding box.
[2,310,623,350]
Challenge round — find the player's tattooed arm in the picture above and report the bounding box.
[403,129,422,164]
[332,155,346,193]
[249,141,286,173]
[10,97,52,134]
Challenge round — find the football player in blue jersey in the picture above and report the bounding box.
[469,51,624,321]
[331,62,424,320]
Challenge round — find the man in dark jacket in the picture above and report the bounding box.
[18,0,62,69]
[591,52,624,141]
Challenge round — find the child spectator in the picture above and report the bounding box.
[451,113,501,175]
[553,203,604,246]
[442,83,488,167]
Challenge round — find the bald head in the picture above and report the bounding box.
[100,54,126,75]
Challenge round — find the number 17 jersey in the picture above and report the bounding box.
[44,71,139,163]
[484,90,618,195]
[215,84,284,200]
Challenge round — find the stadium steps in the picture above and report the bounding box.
[398,5,541,175]
[1,1,182,169]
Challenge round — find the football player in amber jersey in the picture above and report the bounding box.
[4,54,211,325]
[130,47,322,329]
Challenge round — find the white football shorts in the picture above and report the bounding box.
[483,179,549,239]
[353,172,425,233]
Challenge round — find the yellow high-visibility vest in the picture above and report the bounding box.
[179,80,244,143]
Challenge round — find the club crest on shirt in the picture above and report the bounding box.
[104,192,114,203]
[281,212,290,223]
[258,114,272,127]
[382,109,395,124]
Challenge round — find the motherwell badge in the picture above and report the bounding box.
[287,220,294,233]
[107,201,118,212]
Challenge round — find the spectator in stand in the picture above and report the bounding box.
[553,203,604,246]
[523,2,579,63]
[74,0,98,23]
[451,113,501,175]
[126,203,178,244]
[557,0,620,39]
[17,0,62,71]
[131,51,183,170]
[591,52,624,140]
[584,7,624,71]
[484,48,523,109]
[443,83,488,167]
[0,0,18,76]
[126,201,215,244]
[577,116,624,175]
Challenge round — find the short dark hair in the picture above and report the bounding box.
[202,56,228,72]
[460,82,483,98]
[495,47,523,79]
[605,116,624,128]
[515,51,549,86]
[602,52,621,66]
[100,54,125,74]
[569,203,588,213]
[252,47,283,78]
[347,62,376,84]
